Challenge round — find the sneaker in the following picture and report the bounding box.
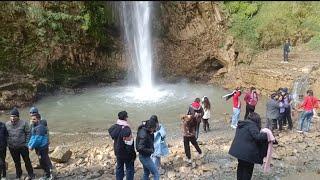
[1,177,7,180]
[34,164,42,169]
[197,153,204,158]
[184,158,192,164]
[231,125,237,129]
[38,176,52,180]
[297,130,303,133]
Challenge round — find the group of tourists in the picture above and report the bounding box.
[108,96,211,180]
[0,107,52,180]
[226,86,319,180]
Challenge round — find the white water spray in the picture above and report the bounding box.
[122,1,153,90]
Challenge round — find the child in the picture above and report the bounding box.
[201,96,211,132]
[0,121,7,179]
[28,114,52,180]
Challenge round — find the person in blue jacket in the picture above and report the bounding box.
[150,115,169,174]
[28,113,52,180]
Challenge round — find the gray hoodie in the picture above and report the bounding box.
[266,99,280,120]
[5,119,30,148]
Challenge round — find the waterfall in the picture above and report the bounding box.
[291,75,310,107]
[121,1,153,90]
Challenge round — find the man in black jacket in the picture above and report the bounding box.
[0,121,8,179]
[136,117,159,180]
[108,111,136,180]
[229,112,268,180]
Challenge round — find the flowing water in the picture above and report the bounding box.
[0,83,268,138]
[291,75,310,107]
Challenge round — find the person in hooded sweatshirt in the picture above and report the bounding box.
[136,117,159,180]
[6,108,35,180]
[108,111,136,180]
[0,120,8,180]
[187,98,204,140]
[229,112,268,180]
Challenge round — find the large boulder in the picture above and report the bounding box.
[50,146,73,163]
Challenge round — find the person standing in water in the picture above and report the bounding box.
[244,87,258,120]
[201,96,211,132]
[187,98,204,140]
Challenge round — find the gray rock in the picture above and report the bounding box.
[50,146,73,163]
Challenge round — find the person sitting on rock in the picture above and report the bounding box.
[181,115,202,164]
[229,112,268,180]
[6,107,35,180]
[150,115,169,175]
[187,98,204,140]
[136,117,159,180]
[0,120,8,180]
[297,90,319,133]
[28,113,52,180]
[108,111,136,180]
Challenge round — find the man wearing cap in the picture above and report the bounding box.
[136,117,159,180]
[108,111,136,180]
[29,107,53,175]
[5,107,35,180]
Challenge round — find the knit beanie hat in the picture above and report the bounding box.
[10,108,19,117]
[29,107,39,115]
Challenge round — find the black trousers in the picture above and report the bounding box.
[202,119,210,132]
[0,148,6,178]
[284,51,289,61]
[183,136,202,159]
[35,148,53,170]
[244,104,255,120]
[237,159,254,180]
[9,147,34,178]
[36,147,52,177]
[284,107,293,129]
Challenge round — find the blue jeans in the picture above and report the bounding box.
[139,154,159,180]
[116,158,134,180]
[299,110,314,132]
[151,155,161,169]
[231,108,241,127]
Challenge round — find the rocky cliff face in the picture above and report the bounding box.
[156,2,320,99]
[154,2,238,82]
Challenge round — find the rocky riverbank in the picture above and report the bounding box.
[5,115,320,179]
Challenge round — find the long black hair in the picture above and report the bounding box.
[248,112,262,129]
[203,97,211,110]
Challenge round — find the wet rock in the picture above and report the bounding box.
[50,146,73,163]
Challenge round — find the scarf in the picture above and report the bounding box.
[260,128,275,173]
[116,119,130,128]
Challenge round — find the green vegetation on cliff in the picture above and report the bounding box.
[0,2,119,86]
[221,1,320,51]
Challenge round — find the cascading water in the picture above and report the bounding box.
[122,1,153,90]
[291,75,310,107]
[119,1,171,102]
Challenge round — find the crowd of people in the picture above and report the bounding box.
[0,86,319,180]
[0,107,52,180]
